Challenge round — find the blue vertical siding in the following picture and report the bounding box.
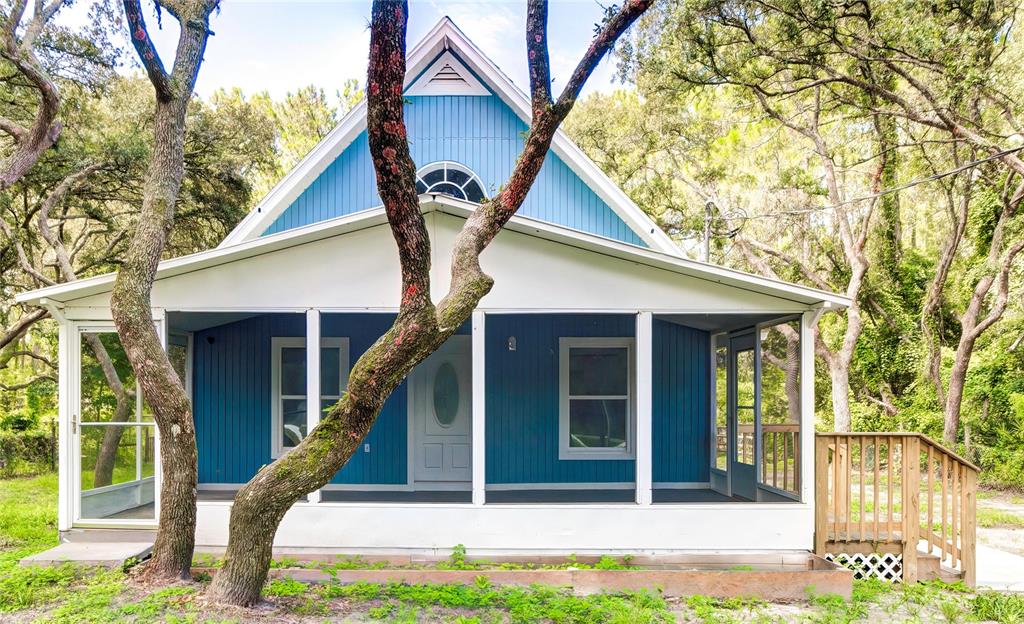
[485,314,637,484]
[652,319,711,483]
[194,314,303,484]
[194,313,470,485]
[263,53,646,246]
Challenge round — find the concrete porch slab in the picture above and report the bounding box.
[19,541,153,568]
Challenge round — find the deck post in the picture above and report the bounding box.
[635,311,653,506]
[306,308,321,504]
[471,309,486,506]
[901,435,921,583]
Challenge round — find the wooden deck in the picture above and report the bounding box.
[814,432,979,585]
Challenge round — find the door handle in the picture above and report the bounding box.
[71,414,77,434]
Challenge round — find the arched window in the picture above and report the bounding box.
[415,161,487,203]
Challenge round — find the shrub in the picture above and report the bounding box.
[0,429,56,476]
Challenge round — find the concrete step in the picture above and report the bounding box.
[20,540,153,568]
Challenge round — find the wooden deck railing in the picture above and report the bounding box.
[814,433,978,585]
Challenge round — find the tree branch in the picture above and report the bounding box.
[121,0,173,101]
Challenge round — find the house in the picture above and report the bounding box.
[16,18,852,556]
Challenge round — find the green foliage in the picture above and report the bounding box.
[972,591,1024,624]
[263,576,308,597]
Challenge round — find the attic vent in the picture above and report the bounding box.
[406,50,489,97]
[431,63,465,84]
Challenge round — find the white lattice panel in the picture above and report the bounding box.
[825,552,902,582]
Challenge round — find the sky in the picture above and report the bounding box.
[66,1,630,103]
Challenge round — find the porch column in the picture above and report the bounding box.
[471,310,486,506]
[800,310,818,506]
[306,308,322,504]
[56,316,71,531]
[635,311,653,505]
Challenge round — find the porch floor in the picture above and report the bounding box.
[197,487,753,504]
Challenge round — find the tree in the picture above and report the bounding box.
[109,0,219,581]
[623,0,1024,436]
[206,0,655,606]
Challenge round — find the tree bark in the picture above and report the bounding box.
[207,0,653,606]
[0,0,65,189]
[109,0,219,581]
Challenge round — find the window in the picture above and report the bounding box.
[416,161,487,203]
[559,337,635,460]
[759,319,801,495]
[271,337,349,457]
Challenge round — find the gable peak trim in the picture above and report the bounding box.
[406,49,489,96]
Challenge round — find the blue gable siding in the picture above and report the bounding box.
[263,55,646,245]
[652,319,711,483]
[194,313,470,485]
[484,314,637,484]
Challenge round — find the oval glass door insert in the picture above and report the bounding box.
[432,361,460,427]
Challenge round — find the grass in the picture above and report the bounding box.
[977,507,1024,528]
[3,472,1024,622]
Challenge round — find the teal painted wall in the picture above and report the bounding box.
[484,314,637,484]
[193,313,708,488]
[652,319,711,483]
[263,54,645,246]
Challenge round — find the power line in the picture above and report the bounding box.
[740,143,1024,221]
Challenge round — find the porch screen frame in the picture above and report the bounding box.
[753,315,803,501]
[71,321,162,528]
[270,336,350,458]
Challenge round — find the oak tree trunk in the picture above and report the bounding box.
[207,0,653,606]
[109,0,219,581]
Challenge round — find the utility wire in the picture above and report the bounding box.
[739,143,1024,221]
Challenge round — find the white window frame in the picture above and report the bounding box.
[558,337,636,461]
[271,336,349,458]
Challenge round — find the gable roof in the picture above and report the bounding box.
[219,17,682,256]
[16,194,850,309]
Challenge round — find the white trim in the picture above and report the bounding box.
[558,337,636,461]
[56,319,71,531]
[471,310,486,506]
[270,336,350,459]
[305,310,322,504]
[635,312,653,505]
[406,50,489,96]
[15,198,850,309]
[214,17,679,254]
[486,482,635,491]
[800,310,819,506]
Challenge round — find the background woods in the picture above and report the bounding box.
[567,0,1024,484]
[0,0,1022,521]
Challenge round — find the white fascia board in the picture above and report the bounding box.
[17,194,850,309]
[218,100,369,247]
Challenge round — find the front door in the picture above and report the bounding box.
[411,336,471,484]
[729,332,757,500]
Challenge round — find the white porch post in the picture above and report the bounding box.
[306,308,322,504]
[471,310,486,506]
[635,311,653,506]
[800,310,818,505]
[56,316,71,531]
